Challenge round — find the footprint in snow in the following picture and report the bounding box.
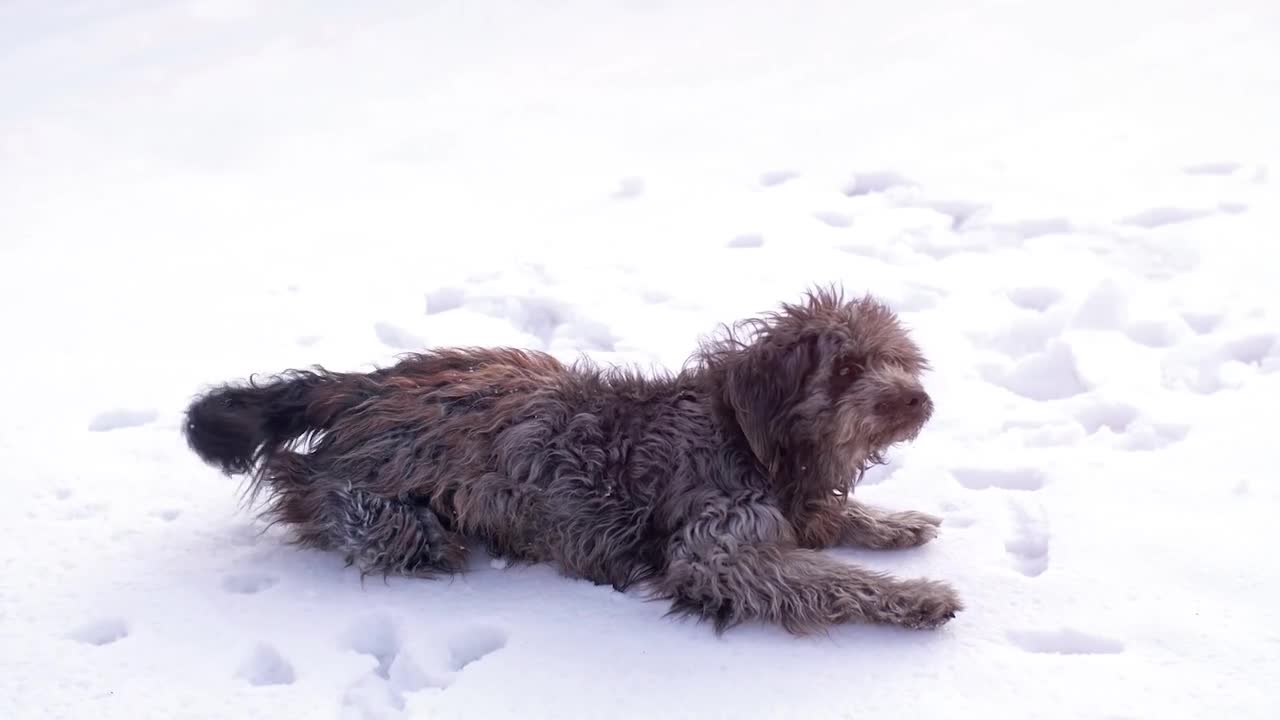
[228,524,262,547]
[449,625,509,671]
[69,617,129,646]
[425,286,467,315]
[1181,161,1242,176]
[1224,333,1277,367]
[980,341,1088,401]
[842,170,915,197]
[983,217,1074,240]
[813,211,853,228]
[1124,319,1181,348]
[237,643,296,686]
[374,322,424,351]
[937,500,977,528]
[1119,206,1214,228]
[1004,498,1049,578]
[66,501,108,520]
[1072,400,1139,435]
[339,614,442,713]
[883,285,943,314]
[951,467,1047,492]
[727,233,764,249]
[915,198,988,230]
[611,176,645,200]
[1180,311,1222,335]
[758,170,798,187]
[88,408,157,432]
[1006,285,1063,312]
[340,614,404,680]
[223,572,279,595]
[1117,422,1189,451]
[1006,628,1124,655]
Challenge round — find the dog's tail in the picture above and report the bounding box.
[183,369,364,476]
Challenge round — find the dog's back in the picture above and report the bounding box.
[184,347,567,474]
[183,347,699,585]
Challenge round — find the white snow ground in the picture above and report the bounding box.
[2,1,1279,718]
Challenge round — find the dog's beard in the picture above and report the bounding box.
[829,401,929,494]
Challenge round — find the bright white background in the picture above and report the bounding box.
[2,1,1277,718]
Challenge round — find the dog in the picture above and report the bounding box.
[184,286,961,634]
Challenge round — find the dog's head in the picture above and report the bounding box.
[699,286,933,495]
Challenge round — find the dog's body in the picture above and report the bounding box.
[184,288,962,633]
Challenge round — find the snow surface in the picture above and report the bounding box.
[2,1,1279,719]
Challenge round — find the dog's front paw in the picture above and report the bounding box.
[896,510,943,528]
[854,510,942,549]
[889,510,943,545]
[882,578,963,630]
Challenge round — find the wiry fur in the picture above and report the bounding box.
[184,286,962,634]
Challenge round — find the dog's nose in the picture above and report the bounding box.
[899,388,929,409]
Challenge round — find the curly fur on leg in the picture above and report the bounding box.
[326,488,469,577]
[837,500,943,550]
[659,500,961,633]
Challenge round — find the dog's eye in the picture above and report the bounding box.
[834,357,864,382]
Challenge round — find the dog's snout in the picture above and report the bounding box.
[901,388,928,408]
[872,385,931,416]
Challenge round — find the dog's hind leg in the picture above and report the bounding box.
[835,500,942,550]
[324,486,470,578]
[257,451,469,577]
[659,500,960,633]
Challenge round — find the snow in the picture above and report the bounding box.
[1,1,1279,719]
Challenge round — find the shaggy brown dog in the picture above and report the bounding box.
[184,286,961,634]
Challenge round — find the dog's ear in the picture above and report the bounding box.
[723,335,818,473]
